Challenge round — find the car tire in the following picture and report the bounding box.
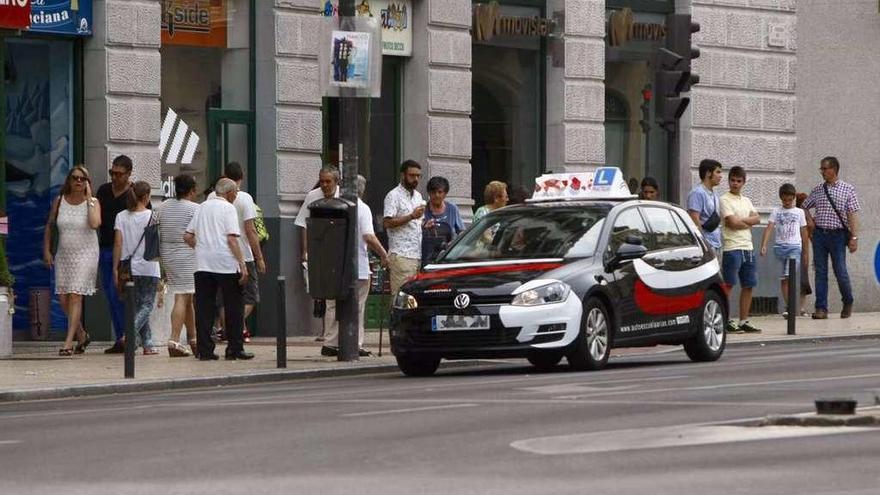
[527,353,563,372]
[396,354,441,377]
[567,298,612,371]
[684,290,727,362]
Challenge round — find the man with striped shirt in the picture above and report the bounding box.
[802,156,860,320]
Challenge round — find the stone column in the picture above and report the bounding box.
[262,0,325,336]
[404,0,473,216]
[84,0,162,186]
[546,0,606,173]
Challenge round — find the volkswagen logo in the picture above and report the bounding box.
[453,293,471,310]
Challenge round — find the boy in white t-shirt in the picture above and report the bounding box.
[760,183,808,316]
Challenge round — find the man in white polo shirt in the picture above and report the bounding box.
[383,160,424,297]
[184,178,252,361]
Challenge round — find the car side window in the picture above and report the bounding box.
[642,207,693,249]
[670,209,698,246]
[609,207,649,254]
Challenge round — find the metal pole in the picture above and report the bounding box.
[337,0,365,362]
[276,276,287,368]
[787,258,797,335]
[124,282,135,378]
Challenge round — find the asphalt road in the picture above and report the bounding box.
[2,340,880,494]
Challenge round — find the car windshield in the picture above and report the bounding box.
[438,205,610,262]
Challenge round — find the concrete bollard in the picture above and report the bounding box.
[0,289,12,359]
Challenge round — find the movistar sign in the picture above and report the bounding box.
[28,0,91,36]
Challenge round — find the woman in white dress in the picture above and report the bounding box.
[156,174,199,357]
[43,165,101,356]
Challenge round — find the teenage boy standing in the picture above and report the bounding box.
[719,166,762,334]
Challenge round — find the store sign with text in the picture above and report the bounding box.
[0,0,31,30]
[472,1,555,43]
[28,0,92,36]
[322,0,412,57]
[161,0,227,48]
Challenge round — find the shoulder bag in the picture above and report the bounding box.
[142,212,160,261]
[822,183,852,242]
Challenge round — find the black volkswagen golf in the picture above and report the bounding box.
[390,168,729,376]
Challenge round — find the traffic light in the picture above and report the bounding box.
[653,14,700,131]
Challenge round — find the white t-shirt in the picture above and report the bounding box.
[357,199,375,281]
[209,190,258,262]
[294,186,341,228]
[383,184,423,259]
[115,210,161,278]
[186,197,242,274]
[769,206,807,246]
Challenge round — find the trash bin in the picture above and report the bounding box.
[29,287,51,341]
[306,197,355,300]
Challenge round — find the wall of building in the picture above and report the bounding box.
[796,0,880,312]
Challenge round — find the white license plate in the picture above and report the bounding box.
[432,315,491,331]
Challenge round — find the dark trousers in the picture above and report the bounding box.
[195,271,244,357]
[812,228,854,311]
[99,248,126,340]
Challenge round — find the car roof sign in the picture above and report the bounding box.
[529,167,635,202]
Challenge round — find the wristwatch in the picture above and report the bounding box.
[851,236,858,241]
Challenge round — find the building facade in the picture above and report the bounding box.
[1,0,876,342]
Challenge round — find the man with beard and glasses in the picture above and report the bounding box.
[383,160,424,297]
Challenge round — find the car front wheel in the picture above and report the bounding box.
[396,353,441,377]
[684,290,727,362]
[567,298,612,371]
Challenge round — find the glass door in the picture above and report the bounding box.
[206,109,255,195]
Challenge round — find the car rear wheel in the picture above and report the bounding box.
[567,298,611,371]
[396,353,441,377]
[527,353,563,372]
[684,290,726,362]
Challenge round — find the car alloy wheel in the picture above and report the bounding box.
[585,307,609,362]
[568,298,612,371]
[684,290,727,362]
[703,299,724,352]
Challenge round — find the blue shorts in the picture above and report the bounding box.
[722,249,757,289]
[773,244,802,279]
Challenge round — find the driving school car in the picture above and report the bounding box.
[390,167,729,376]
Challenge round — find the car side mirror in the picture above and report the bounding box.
[605,238,648,271]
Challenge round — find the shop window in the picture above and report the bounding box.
[160,0,251,195]
[3,38,75,331]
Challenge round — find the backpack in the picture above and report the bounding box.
[254,204,269,244]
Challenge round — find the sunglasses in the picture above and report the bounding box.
[109,169,128,177]
[71,175,88,183]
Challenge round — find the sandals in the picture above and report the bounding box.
[167,340,192,358]
[143,347,159,356]
[58,348,74,356]
[74,331,91,355]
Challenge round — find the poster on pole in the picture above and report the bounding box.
[329,30,371,89]
[319,16,382,97]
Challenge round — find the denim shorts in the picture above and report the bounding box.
[773,244,802,279]
[722,249,757,288]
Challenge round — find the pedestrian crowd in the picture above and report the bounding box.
[42,152,861,358]
[687,156,860,334]
[44,156,266,360]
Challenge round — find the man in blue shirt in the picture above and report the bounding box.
[687,159,723,254]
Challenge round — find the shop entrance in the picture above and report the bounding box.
[471,2,545,207]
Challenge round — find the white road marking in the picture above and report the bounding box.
[556,372,880,400]
[0,440,21,445]
[511,425,878,455]
[340,403,478,418]
[519,375,691,394]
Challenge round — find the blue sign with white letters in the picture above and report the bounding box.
[593,168,617,187]
[28,0,92,37]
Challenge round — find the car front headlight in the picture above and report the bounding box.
[392,291,418,310]
[511,281,570,306]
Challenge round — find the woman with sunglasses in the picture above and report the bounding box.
[43,165,101,356]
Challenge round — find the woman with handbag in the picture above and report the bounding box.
[112,181,161,355]
[43,165,101,356]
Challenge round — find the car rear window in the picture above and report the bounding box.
[438,206,610,262]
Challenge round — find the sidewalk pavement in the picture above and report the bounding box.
[1,313,879,402]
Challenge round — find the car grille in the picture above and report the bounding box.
[417,293,512,307]
[408,326,523,348]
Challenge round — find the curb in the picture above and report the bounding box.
[725,333,880,348]
[0,360,488,403]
